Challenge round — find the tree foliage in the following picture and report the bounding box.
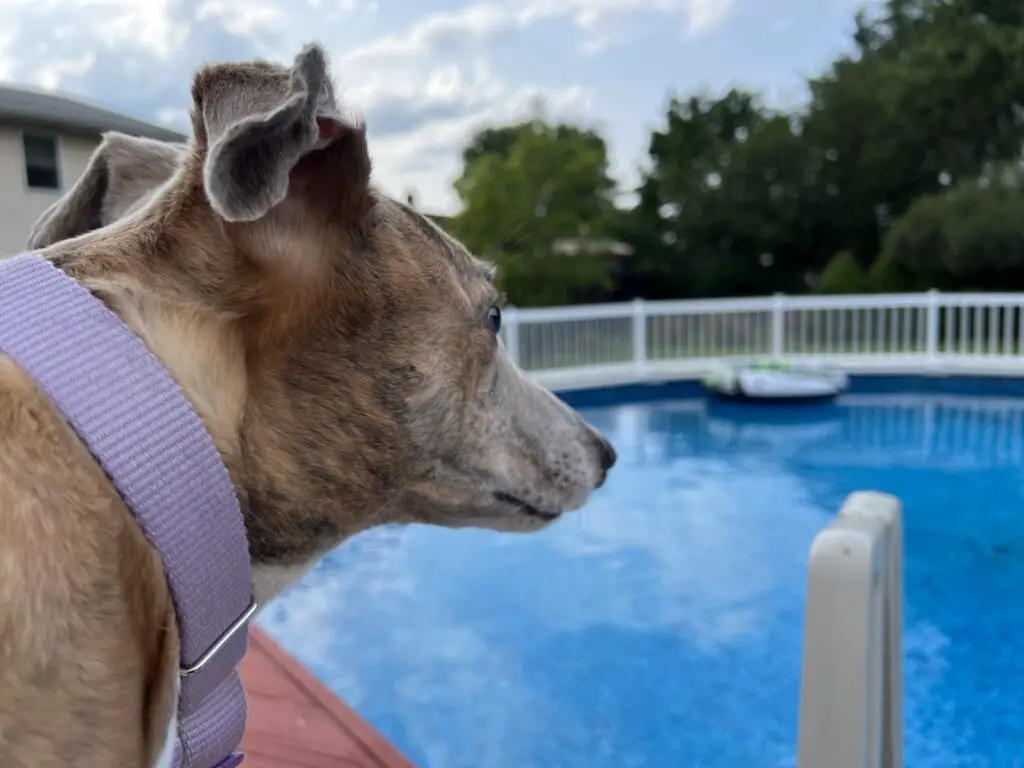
[450,0,1024,304]
[450,120,618,307]
[628,90,811,298]
[817,251,872,294]
[877,162,1024,290]
[801,0,1024,268]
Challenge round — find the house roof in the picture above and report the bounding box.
[0,84,186,142]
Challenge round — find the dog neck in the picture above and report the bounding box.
[74,270,329,604]
[45,227,361,606]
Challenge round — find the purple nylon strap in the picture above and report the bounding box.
[0,253,253,768]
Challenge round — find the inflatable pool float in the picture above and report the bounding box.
[701,361,848,402]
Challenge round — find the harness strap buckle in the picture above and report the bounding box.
[181,599,259,678]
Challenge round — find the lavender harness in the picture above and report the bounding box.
[0,253,254,768]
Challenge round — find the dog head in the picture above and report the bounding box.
[32,43,616,587]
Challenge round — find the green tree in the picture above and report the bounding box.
[451,120,618,307]
[626,0,1024,298]
[461,125,522,170]
[461,122,608,170]
[876,162,1024,290]
[802,0,1024,267]
[624,90,811,298]
[816,251,871,294]
[454,0,1024,302]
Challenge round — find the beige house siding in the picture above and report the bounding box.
[0,124,99,255]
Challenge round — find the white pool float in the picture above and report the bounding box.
[701,361,849,402]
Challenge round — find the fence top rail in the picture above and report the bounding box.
[510,291,1024,324]
[510,303,636,323]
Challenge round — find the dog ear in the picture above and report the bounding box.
[192,43,358,223]
[27,133,186,249]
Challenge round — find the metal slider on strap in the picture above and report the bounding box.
[180,598,260,678]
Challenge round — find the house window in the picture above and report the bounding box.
[23,134,60,190]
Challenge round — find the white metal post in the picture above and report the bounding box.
[925,289,940,365]
[772,293,785,360]
[632,298,647,375]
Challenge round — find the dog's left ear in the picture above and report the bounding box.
[192,42,367,223]
[27,133,186,249]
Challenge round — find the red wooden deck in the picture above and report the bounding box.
[239,627,414,768]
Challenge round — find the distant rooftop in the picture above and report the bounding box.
[0,84,186,142]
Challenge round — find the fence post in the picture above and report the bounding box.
[772,293,785,361]
[925,289,940,365]
[632,298,647,375]
[503,306,521,367]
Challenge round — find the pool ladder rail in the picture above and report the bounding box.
[797,491,903,768]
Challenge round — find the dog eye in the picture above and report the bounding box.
[487,305,502,334]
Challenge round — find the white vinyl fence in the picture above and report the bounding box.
[503,291,1024,390]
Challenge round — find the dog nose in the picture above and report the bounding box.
[598,437,617,471]
[594,434,617,487]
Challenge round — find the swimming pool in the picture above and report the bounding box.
[259,377,1024,768]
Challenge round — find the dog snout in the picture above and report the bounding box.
[593,433,617,488]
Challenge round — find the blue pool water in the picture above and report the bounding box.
[260,379,1024,768]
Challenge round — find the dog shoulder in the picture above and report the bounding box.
[0,355,179,767]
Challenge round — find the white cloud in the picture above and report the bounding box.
[340,5,514,66]
[369,79,593,205]
[685,0,734,35]
[0,0,737,213]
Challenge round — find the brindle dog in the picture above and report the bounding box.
[1,42,616,768]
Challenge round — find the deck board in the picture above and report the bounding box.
[239,627,413,768]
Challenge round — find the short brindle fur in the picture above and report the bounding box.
[0,42,615,767]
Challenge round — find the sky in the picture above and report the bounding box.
[0,0,878,214]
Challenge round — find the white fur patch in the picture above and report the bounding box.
[153,675,179,768]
